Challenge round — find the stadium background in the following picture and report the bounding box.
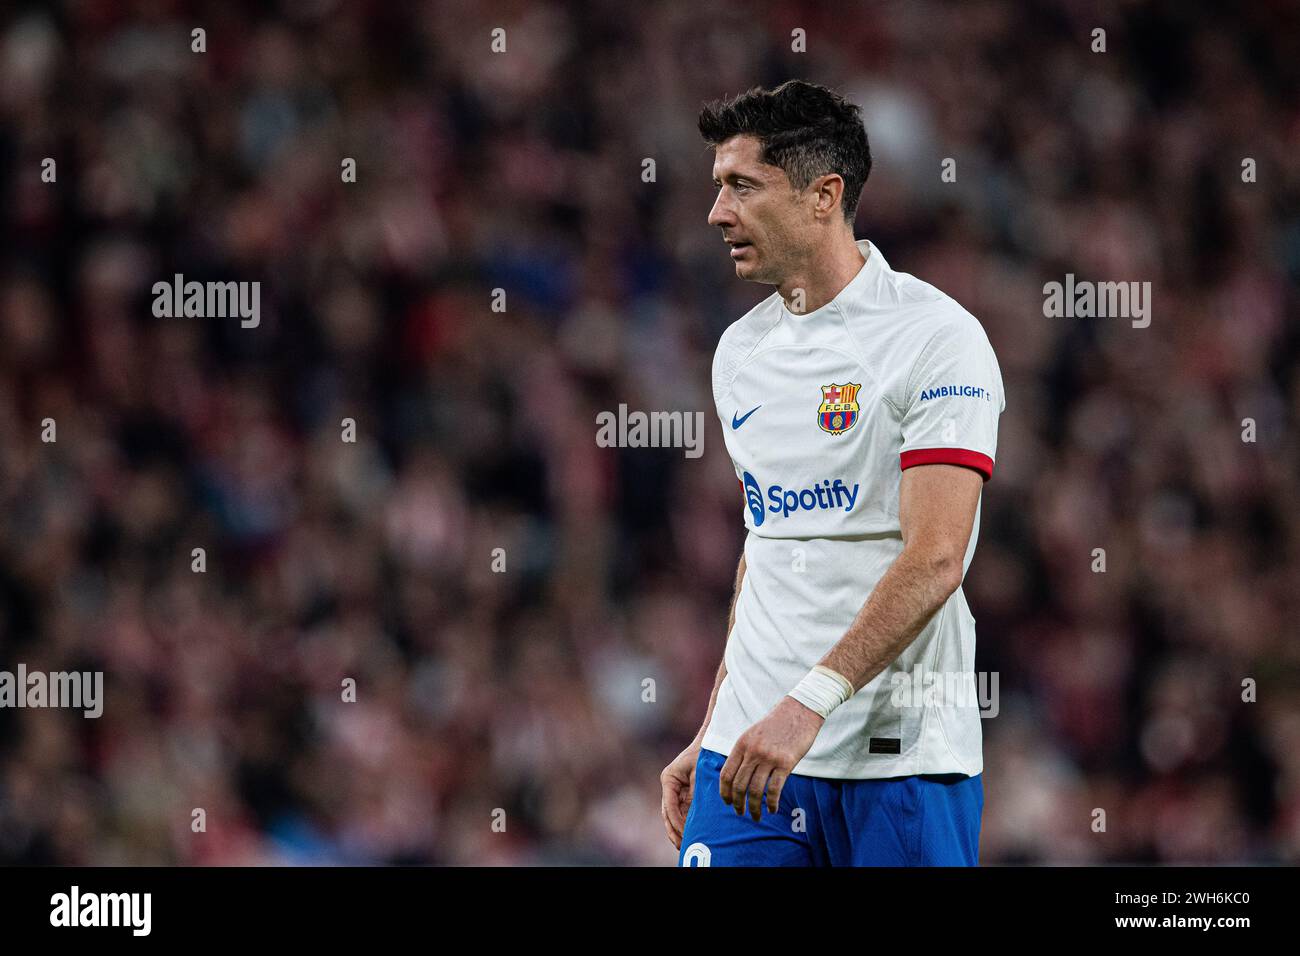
[1,0,1298,865]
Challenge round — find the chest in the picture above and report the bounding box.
[722,344,899,478]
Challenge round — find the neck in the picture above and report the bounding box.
[778,233,867,314]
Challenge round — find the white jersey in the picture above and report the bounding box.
[702,239,1005,779]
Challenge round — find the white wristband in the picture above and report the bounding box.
[787,665,855,719]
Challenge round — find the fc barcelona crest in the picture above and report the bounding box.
[817,382,861,435]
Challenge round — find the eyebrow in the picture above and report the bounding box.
[712,170,761,185]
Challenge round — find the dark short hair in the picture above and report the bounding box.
[698,79,871,224]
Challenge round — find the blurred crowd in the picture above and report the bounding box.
[1,0,1298,865]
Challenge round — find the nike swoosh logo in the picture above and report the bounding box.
[732,405,762,429]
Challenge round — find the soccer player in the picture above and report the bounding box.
[660,80,1005,866]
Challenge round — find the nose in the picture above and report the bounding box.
[707,188,735,228]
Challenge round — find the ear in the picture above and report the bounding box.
[813,173,845,219]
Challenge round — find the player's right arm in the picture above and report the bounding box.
[660,551,745,849]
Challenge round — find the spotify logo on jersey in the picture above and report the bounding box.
[742,472,766,526]
[742,472,860,525]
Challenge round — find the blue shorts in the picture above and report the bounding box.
[678,748,982,866]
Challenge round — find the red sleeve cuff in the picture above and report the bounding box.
[900,447,994,481]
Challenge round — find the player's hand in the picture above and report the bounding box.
[660,740,702,850]
[719,697,824,822]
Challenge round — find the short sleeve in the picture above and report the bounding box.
[898,318,1004,481]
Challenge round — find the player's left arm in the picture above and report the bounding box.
[816,462,981,690]
[816,314,1003,692]
[717,464,982,819]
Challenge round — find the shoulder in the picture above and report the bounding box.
[908,294,994,363]
[834,247,992,368]
[711,292,783,403]
[873,264,991,356]
[855,267,1002,408]
[868,264,998,374]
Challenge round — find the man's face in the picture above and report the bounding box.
[708,135,808,283]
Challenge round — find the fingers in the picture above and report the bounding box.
[667,816,682,851]
[718,751,738,808]
[746,763,770,822]
[663,776,685,830]
[766,768,789,814]
[662,760,698,851]
[725,753,757,816]
[665,801,684,842]
[661,772,685,848]
[661,801,680,849]
[721,743,788,820]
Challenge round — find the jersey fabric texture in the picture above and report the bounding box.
[701,238,1005,780]
[678,748,983,866]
